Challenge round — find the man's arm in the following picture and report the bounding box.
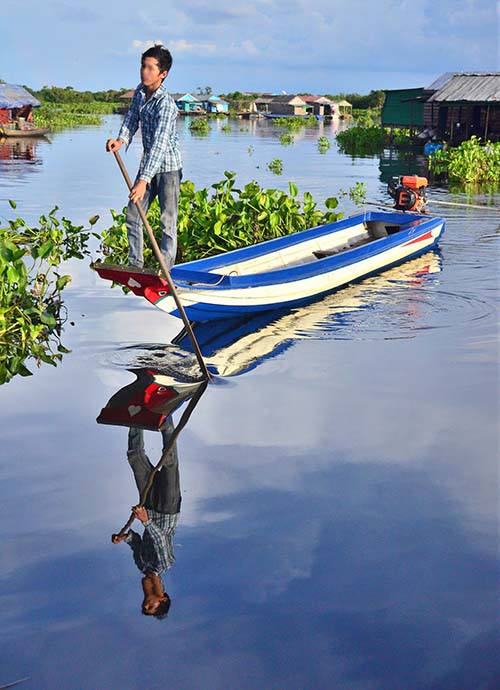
[138,98,178,183]
[125,529,145,571]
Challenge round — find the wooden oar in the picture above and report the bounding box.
[113,151,211,381]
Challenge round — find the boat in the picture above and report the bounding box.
[0,123,50,137]
[93,210,445,322]
[171,251,442,376]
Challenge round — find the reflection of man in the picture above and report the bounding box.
[112,418,180,619]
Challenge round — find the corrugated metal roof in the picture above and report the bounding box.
[426,72,455,92]
[0,84,40,109]
[427,73,500,103]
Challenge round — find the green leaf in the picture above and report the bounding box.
[56,275,72,291]
[37,240,55,259]
[8,199,17,209]
[88,214,100,226]
[18,364,33,377]
[288,182,298,198]
[325,197,339,209]
[40,312,57,328]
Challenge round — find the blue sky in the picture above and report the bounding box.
[2,0,498,94]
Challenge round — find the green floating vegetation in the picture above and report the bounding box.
[279,132,294,146]
[274,115,318,130]
[33,101,120,129]
[336,125,387,155]
[317,136,331,153]
[268,158,284,175]
[0,205,97,384]
[188,118,211,135]
[429,136,500,186]
[98,172,347,267]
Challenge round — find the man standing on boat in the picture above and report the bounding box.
[106,44,182,269]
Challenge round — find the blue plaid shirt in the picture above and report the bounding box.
[118,82,182,183]
[125,509,179,575]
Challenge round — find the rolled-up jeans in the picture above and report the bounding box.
[126,169,182,269]
[127,419,181,514]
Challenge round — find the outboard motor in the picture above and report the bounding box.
[388,175,428,212]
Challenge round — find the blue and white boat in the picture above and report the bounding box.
[93,210,445,322]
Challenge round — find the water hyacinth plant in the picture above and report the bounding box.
[317,136,331,153]
[336,125,387,155]
[280,133,294,146]
[0,204,97,384]
[98,172,347,267]
[429,136,500,186]
[34,101,120,129]
[268,158,284,175]
[188,118,211,136]
[274,115,318,130]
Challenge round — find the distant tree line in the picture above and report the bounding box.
[22,85,130,103]
[325,90,385,109]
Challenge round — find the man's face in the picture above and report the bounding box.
[142,594,169,615]
[140,57,167,88]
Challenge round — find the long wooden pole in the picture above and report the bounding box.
[113,151,211,380]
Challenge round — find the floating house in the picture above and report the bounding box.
[266,95,308,117]
[299,95,336,119]
[424,72,500,143]
[197,94,229,114]
[0,84,40,126]
[335,99,352,119]
[381,87,425,134]
[383,73,500,143]
[171,93,204,113]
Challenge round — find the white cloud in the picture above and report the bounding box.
[168,38,217,53]
[131,38,164,52]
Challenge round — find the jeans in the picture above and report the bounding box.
[126,169,182,269]
[127,419,181,514]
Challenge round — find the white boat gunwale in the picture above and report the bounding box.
[170,211,443,290]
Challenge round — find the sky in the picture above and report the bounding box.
[2,0,499,94]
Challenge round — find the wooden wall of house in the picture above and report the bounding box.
[424,103,500,141]
[269,103,303,116]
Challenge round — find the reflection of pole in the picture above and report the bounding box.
[116,380,208,537]
[113,151,211,381]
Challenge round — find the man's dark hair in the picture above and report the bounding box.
[142,594,171,620]
[141,45,172,74]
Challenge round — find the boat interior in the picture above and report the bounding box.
[214,218,420,277]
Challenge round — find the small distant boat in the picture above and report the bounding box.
[0,123,50,137]
[93,210,445,322]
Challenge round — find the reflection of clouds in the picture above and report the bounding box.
[2,453,497,690]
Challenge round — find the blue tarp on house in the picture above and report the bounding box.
[0,84,40,109]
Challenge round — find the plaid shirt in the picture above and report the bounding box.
[125,509,179,575]
[118,82,182,183]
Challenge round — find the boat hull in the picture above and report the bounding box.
[93,211,445,322]
[151,216,445,320]
[0,126,50,137]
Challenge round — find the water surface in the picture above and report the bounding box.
[0,117,498,690]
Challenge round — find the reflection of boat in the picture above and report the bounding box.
[97,370,204,430]
[94,211,445,322]
[173,252,442,376]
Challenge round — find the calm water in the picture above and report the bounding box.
[0,117,499,690]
